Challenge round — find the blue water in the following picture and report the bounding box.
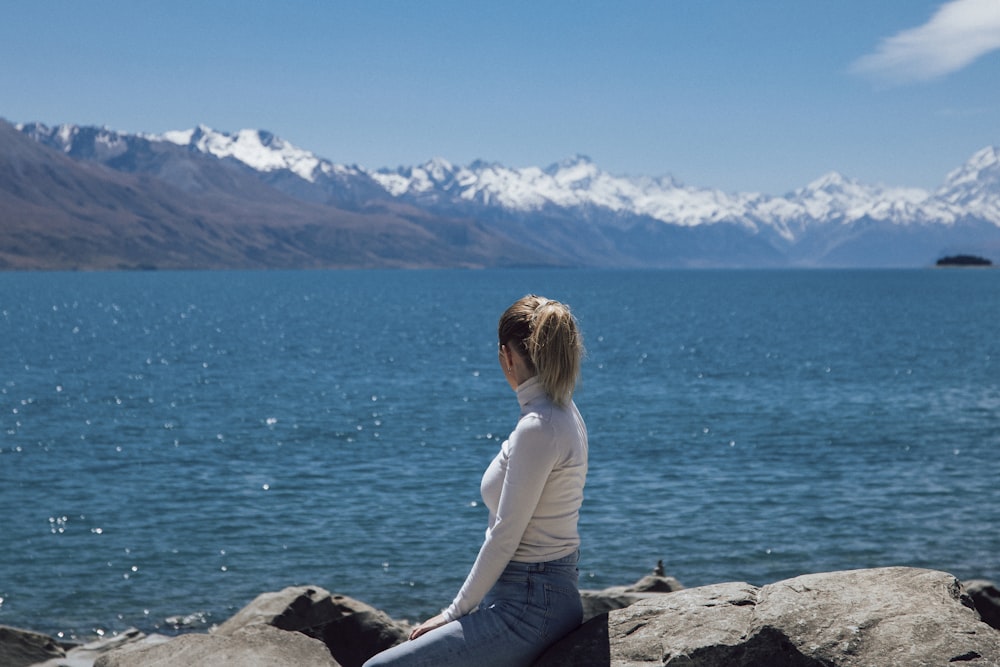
[1,269,998,641]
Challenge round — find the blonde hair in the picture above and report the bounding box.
[498,295,583,405]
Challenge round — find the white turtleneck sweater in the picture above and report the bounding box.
[443,376,588,622]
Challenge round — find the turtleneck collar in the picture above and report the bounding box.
[516,375,546,408]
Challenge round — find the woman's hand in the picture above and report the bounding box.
[409,612,449,640]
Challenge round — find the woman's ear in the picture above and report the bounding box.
[500,344,513,371]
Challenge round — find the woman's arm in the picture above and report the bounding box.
[443,416,557,621]
[409,612,449,640]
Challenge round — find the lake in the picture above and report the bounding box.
[1,268,997,640]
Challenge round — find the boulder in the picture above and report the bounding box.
[29,628,168,667]
[625,573,685,594]
[581,574,684,622]
[213,585,408,667]
[747,568,998,666]
[94,624,337,667]
[535,567,1000,666]
[965,579,1000,631]
[537,581,759,667]
[0,625,65,667]
[535,612,613,666]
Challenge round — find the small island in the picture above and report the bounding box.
[936,254,994,267]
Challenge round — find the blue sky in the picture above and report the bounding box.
[2,0,999,195]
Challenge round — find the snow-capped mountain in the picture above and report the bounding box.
[45,120,998,232]
[937,146,1000,216]
[156,126,323,181]
[2,119,554,270]
[370,153,998,230]
[150,125,368,184]
[10,120,1000,269]
[369,155,760,228]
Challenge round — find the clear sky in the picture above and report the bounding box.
[2,0,999,195]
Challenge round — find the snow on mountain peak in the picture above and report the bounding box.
[425,156,454,172]
[546,155,601,189]
[785,170,940,225]
[159,128,196,146]
[937,146,1000,217]
[418,157,457,185]
[56,124,77,148]
[803,171,854,192]
[16,122,130,160]
[369,155,751,226]
[32,120,998,232]
[152,126,322,182]
[544,153,593,173]
[967,145,1000,171]
[370,157,461,196]
[942,145,1000,189]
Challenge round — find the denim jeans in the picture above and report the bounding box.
[363,551,582,667]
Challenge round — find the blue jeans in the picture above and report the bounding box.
[363,551,583,667]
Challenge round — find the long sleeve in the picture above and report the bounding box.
[442,377,587,622]
[443,416,559,620]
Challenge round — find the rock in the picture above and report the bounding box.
[0,625,65,667]
[163,611,211,631]
[213,585,408,667]
[617,581,761,666]
[28,628,167,667]
[625,573,685,594]
[94,624,338,667]
[533,613,613,667]
[538,581,758,666]
[966,579,1000,631]
[581,574,684,622]
[748,568,998,666]
[536,567,1000,666]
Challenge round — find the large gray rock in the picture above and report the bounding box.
[29,628,168,667]
[94,624,337,667]
[581,574,685,622]
[535,567,1000,666]
[0,625,65,667]
[748,568,998,665]
[966,579,1000,631]
[213,585,408,667]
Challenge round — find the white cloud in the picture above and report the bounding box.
[853,0,1000,84]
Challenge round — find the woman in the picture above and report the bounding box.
[364,295,588,667]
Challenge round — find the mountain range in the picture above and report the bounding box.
[3,118,1000,270]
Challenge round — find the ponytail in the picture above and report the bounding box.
[499,295,583,405]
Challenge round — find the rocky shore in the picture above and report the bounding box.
[3,567,999,667]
